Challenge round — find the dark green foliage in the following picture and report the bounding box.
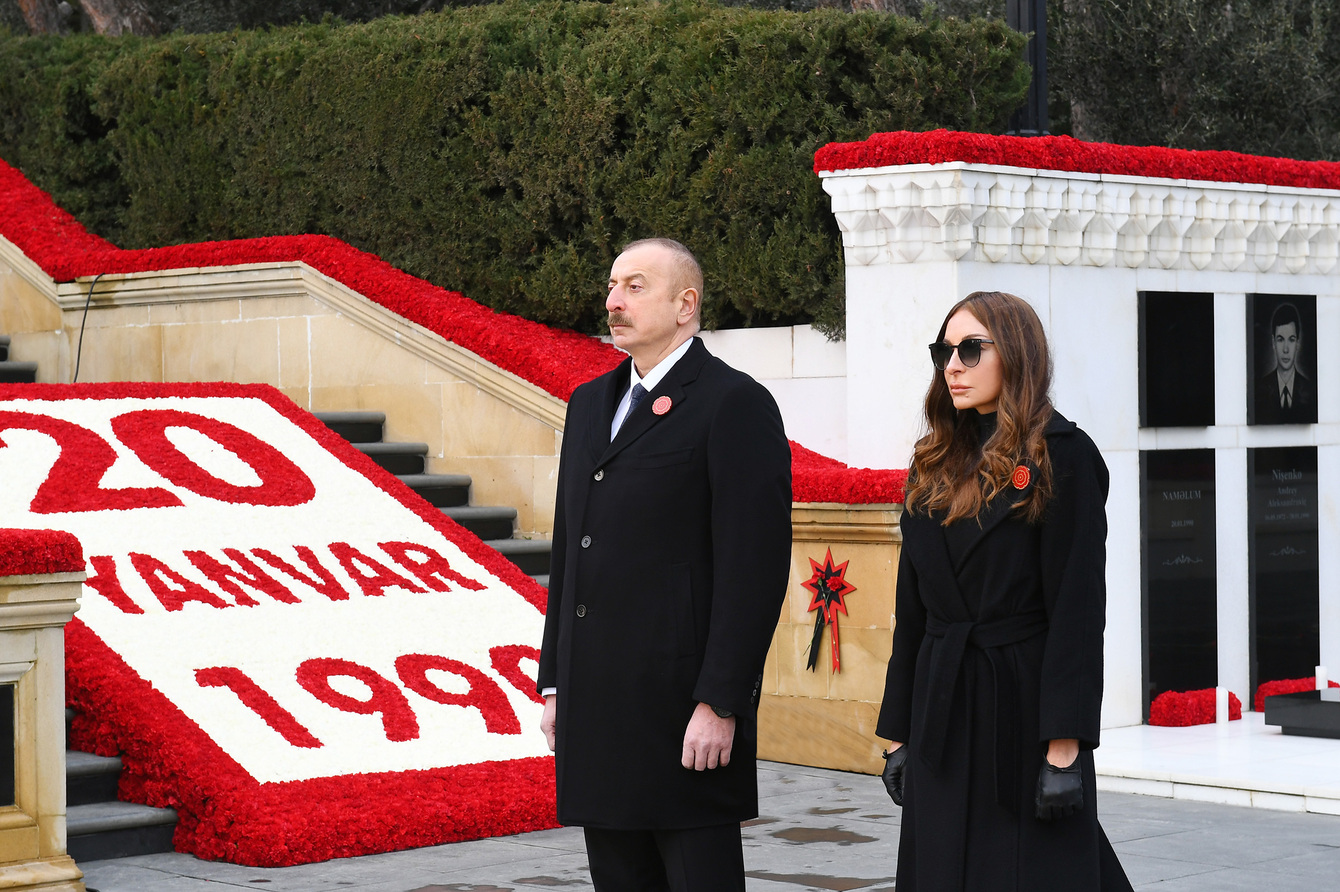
[0,1,1029,334]
[1049,0,1340,161]
[0,32,129,232]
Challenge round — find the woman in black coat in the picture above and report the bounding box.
[877,291,1133,891]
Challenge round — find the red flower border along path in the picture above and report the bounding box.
[0,157,905,504]
[0,528,84,577]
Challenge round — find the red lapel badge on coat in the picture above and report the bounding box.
[1011,464,1031,490]
[802,547,857,672]
[652,396,672,415]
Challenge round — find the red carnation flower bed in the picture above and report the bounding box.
[1253,677,1340,713]
[815,129,1340,191]
[8,382,558,865]
[1149,688,1242,727]
[0,528,84,577]
[0,157,905,504]
[792,442,906,505]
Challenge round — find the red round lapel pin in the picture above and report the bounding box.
[652,396,673,415]
[1011,465,1031,490]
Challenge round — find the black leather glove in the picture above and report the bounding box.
[1035,759,1084,821]
[881,746,908,806]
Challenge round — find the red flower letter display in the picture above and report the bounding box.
[0,383,554,866]
[802,548,856,672]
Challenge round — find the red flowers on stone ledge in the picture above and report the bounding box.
[1149,688,1242,727]
[0,528,84,577]
[1253,677,1340,713]
[814,129,1340,191]
[791,442,907,505]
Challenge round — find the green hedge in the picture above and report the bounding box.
[0,1,1029,334]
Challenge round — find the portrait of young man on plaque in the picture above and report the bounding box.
[1248,294,1318,426]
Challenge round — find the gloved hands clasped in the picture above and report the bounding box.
[881,746,908,806]
[1034,759,1083,821]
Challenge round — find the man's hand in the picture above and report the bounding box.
[541,695,556,752]
[682,701,735,770]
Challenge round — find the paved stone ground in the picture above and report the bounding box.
[79,761,1340,891]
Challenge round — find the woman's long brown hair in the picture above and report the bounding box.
[904,291,1054,524]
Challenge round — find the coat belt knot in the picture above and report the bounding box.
[917,610,1049,812]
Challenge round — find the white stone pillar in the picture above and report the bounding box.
[0,534,85,891]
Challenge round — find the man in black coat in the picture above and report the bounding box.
[536,238,792,890]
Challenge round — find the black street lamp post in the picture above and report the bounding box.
[1007,0,1049,136]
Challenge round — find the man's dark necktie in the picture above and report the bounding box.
[618,383,648,433]
[1282,386,1291,409]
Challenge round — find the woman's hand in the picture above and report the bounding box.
[1036,738,1083,821]
[1045,738,1079,768]
[881,742,907,806]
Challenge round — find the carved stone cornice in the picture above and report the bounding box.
[791,502,903,544]
[820,162,1340,273]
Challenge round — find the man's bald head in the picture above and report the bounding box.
[621,238,704,322]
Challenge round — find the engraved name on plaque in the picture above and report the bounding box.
[1249,446,1320,693]
[1141,449,1218,715]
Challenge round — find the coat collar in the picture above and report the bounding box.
[588,337,709,467]
[907,409,1078,582]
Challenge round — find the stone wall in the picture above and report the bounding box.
[760,503,901,775]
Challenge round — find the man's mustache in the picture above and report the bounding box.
[608,313,632,327]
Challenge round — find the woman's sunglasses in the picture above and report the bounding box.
[929,338,994,371]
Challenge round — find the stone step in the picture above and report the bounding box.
[316,407,552,587]
[441,505,517,542]
[313,410,385,444]
[67,751,121,807]
[485,538,552,577]
[67,801,177,862]
[353,441,428,476]
[0,360,37,383]
[398,473,471,508]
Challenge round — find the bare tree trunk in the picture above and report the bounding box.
[79,0,156,35]
[17,0,67,33]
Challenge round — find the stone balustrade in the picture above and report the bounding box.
[823,163,1340,275]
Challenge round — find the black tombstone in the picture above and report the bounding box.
[0,685,12,806]
[1248,294,1318,425]
[1141,449,1218,717]
[1139,291,1216,427]
[1249,446,1320,694]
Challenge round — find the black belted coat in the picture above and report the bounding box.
[537,338,792,830]
[877,411,1133,891]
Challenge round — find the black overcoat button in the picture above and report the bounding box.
[581,535,592,548]
[576,604,587,617]
[594,469,604,481]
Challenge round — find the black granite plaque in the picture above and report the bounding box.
[1141,449,1218,716]
[1248,294,1318,425]
[1139,291,1216,428]
[0,685,12,806]
[1249,447,1320,693]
